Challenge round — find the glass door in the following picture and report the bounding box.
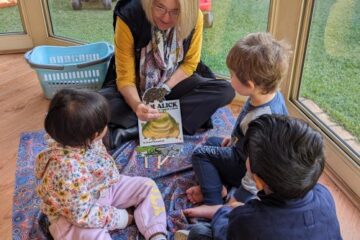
[0,0,23,33]
[299,0,360,160]
[45,0,114,44]
[277,0,360,198]
[1,0,116,52]
[0,0,33,52]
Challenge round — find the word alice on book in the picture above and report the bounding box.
[138,99,184,146]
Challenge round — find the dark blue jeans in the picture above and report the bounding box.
[191,137,247,205]
[188,223,213,240]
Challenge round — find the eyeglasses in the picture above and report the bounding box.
[153,3,179,18]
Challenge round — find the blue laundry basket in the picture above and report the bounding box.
[25,42,114,99]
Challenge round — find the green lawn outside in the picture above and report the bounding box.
[47,0,114,43]
[202,0,269,75]
[0,0,359,141]
[0,5,23,33]
[301,0,360,141]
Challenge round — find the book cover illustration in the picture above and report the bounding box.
[138,99,184,146]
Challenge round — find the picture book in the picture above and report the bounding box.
[138,99,183,146]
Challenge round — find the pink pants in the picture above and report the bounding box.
[49,176,167,240]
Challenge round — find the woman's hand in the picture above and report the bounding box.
[221,137,231,147]
[118,86,160,121]
[135,103,161,121]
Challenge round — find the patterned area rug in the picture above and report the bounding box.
[12,107,235,240]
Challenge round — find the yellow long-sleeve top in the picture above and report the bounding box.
[114,10,203,91]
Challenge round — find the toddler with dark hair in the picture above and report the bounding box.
[35,89,167,240]
[177,115,342,240]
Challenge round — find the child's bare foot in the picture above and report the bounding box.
[186,185,228,204]
[186,186,204,204]
[183,204,223,219]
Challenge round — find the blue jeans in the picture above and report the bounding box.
[191,137,247,205]
[188,223,213,240]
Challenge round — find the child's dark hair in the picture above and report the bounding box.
[226,32,291,94]
[45,89,110,148]
[244,114,324,199]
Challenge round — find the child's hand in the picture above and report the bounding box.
[221,137,231,147]
[227,197,244,208]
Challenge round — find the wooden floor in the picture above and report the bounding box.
[0,54,359,239]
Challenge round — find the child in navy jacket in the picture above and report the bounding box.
[177,115,342,240]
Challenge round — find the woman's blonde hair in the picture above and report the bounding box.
[141,0,199,40]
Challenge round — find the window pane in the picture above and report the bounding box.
[0,2,24,34]
[299,0,360,158]
[47,0,269,70]
[47,0,114,43]
[202,0,270,75]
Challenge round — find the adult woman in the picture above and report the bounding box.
[100,0,235,149]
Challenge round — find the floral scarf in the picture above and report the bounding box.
[139,26,184,95]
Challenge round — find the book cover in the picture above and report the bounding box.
[138,99,184,146]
